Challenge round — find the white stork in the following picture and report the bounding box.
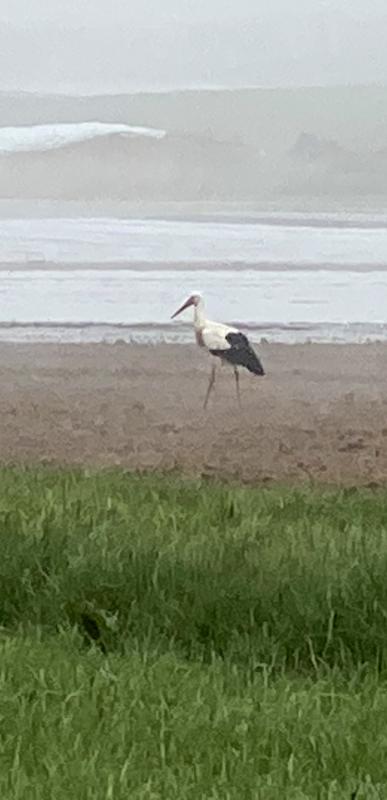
[171,293,265,408]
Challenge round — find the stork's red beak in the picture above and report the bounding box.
[171,296,194,319]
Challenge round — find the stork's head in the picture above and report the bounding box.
[171,293,202,319]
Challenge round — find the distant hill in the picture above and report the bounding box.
[1,86,387,151]
[0,87,387,200]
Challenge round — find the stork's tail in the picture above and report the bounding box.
[221,332,265,376]
[245,347,265,376]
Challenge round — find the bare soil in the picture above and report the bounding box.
[1,342,387,486]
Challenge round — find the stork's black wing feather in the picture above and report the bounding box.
[210,331,265,376]
[226,332,250,349]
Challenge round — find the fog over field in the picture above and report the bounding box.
[1,0,387,93]
[0,0,386,202]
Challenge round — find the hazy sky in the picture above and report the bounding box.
[0,0,386,93]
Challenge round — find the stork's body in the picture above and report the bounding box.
[171,294,264,408]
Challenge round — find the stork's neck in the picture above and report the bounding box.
[193,298,206,328]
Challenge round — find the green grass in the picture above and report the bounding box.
[1,468,387,797]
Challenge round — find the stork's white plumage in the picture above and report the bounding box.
[171,293,265,408]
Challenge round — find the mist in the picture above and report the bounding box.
[0,0,386,93]
[0,1,387,204]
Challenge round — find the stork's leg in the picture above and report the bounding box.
[203,363,216,409]
[234,366,241,407]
